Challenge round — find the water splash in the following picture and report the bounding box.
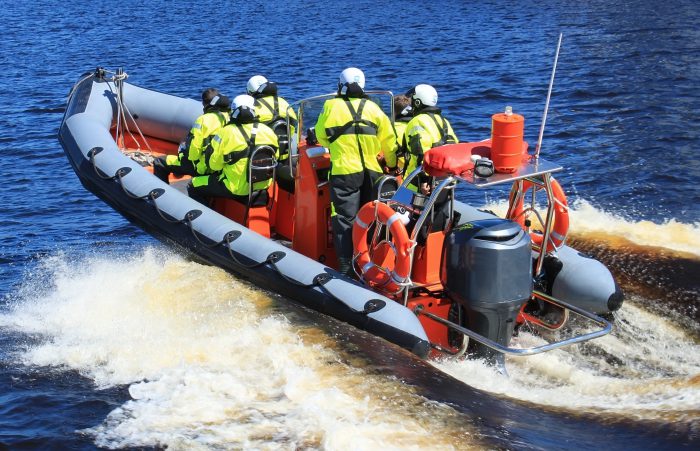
[1,248,480,450]
[433,299,700,424]
[484,198,700,258]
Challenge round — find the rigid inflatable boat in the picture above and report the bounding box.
[58,68,623,365]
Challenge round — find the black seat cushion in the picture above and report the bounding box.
[276,163,295,194]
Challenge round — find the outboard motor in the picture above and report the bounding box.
[442,218,532,362]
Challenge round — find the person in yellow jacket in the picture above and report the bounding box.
[247,75,298,161]
[402,84,458,193]
[187,95,279,206]
[314,67,398,276]
[153,88,230,183]
[392,94,412,171]
[403,84,460,241]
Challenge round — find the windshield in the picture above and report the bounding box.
[287,91,394,157]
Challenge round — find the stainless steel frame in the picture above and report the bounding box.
[415,290,612,356]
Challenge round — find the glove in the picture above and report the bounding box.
[306,127,318,146]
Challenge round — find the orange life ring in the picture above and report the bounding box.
[352,201,413,293]
[509,177,569,252]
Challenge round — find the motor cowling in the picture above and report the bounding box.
[442,218,532,361]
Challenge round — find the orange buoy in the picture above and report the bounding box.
[509,177,569,253]
[491,107,525,173]
[352,201,413,293]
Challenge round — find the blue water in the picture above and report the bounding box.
[1,0,699,448]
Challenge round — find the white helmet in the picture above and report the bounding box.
[338,67,365,96]
[339,67,365,88]
[231,94,256,120]
[410,84,438,108]
[247,75,268,95]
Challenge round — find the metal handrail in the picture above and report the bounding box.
[414,290,612,356]
[246,146,277,224]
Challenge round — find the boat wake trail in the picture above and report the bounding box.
[0,248,481,450]
[486,197,700,330]
[434,300,700,427]
[435,198,700,435]
[484,198,700,258]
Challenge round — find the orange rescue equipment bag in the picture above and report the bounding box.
[352,201,413,293]
[509,177,569,253]
[422,143,475,178]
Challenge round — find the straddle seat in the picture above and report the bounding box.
[212,145,277,237]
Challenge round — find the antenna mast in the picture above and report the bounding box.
[534,33,563,160]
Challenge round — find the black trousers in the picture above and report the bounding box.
[330,170,382,262]
[152,155,197,184]
[187,175,269,207]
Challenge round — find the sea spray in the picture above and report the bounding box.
[433,300,700,424]
[1,248,481,450]
[483,198,700,258]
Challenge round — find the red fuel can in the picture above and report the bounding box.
[491,109,525,173]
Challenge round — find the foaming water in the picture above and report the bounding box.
[433,299,700,425]
[484,198,700,258]
[0,249,482,450]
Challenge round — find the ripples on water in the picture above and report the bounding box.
[1,0,699,448]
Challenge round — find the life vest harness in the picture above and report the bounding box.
[325,99,379,144]
[404,112,456,177]
[255,96,282,124]
[508,177,569,253]
[426,112,456,149]
[181,111,228,161]
[352,201,414,294]
[222,123,276,184]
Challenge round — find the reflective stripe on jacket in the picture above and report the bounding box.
[403,111,458,178]
[208,122,279,196]
[183,111,229,175]
[315,97,397,176]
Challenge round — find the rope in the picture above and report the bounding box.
[66,72,95,103]
[121,97,153,152]
[268,261,317,288]
[149,191,186,224]
[104,70,153,154]
[123,150,155,166]
[223,232,270,269]
[186,215,231,249]
[116,169,150,200]
[89,149,117,180]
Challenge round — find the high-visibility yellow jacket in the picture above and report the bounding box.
[254,95,297,125]
[169,110,230,175]
[254,95,297,162]
[315,97,397,176]
[208,122,279,196]
[403,109,458,178]
[393,119,410,170]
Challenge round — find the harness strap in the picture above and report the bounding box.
[224,123,259,166]
[326,98,378,144]
[200,111,229,152]
[405,113,454,186]
[256,97,281,123]
[346,99,369,170]
[215,111,227,127]
[426,112,455,147]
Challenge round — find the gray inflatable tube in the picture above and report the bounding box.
[58,70,431,358]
